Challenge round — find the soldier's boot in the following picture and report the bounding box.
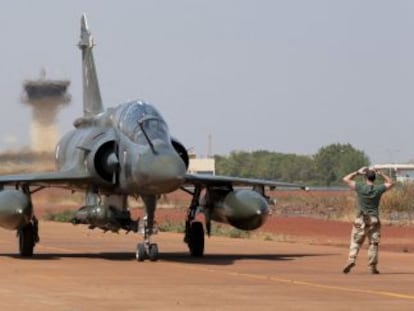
[342,261,356,274]
[369,265,380,274]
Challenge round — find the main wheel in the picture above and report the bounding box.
[136,243,147,261]
[19,223,35,257]
[188,221,204,257]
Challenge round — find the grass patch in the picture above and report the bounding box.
[381,183,414,223]
[158,220,251,239]
[158,220,185,233]
[210,225,251,239]
[43,209,76,223]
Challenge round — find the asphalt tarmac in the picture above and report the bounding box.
[0,221,413,310]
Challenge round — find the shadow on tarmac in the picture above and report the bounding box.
[0,251,335,265]
[158,252,335,266]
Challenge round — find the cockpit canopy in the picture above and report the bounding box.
[111,100,170,144]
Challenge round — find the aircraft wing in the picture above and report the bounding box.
[183,173,307,190]
[0,170,93,188]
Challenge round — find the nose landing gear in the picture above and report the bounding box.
[135,212,159,262]
[136,242,159,261]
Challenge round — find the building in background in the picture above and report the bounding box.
[374,164,414,183]
[188,153,215,175]
[22,70,71,152]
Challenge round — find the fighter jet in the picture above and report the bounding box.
[0,14,305,261]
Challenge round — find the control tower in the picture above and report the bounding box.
[22,70,71,152]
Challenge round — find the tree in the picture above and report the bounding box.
[216,151,317,183]
[313,143,370,186]
[215,143,369,185]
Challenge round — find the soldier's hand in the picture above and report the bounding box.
[357,167,368,175]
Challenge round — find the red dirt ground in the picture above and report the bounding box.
[150,209,414,253]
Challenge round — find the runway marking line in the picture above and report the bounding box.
[176,264,414,301]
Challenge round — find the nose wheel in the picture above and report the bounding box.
[135,212,159,261]
[136,242,159,261]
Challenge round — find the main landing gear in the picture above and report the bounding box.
[17,216,39,257]
[186,221,204,257]
[184,187,205,257]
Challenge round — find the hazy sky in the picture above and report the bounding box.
[0,0,413,164]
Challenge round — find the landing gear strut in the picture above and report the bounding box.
[136,195,159,262]
[184,187,205,257]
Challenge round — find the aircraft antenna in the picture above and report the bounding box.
[207,134,212,158]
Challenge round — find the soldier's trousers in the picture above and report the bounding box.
[347,215,381,267]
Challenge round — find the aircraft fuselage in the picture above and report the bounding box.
[55,100,187,195]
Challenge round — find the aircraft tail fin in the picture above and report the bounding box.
[78,14,104,117]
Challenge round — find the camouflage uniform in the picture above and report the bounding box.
[348,214,381,267]
[345,182,386,273]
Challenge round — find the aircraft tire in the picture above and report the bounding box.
[188,221,204,257]
[136,243,147,261]
[18,223,35,257]
[148,243,159,261]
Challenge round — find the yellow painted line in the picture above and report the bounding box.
[176,265,414,301]
[269,275,414,300]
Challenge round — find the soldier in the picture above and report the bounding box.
[342,166,394,274]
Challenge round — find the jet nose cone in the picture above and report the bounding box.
[135,148,187,194]
[151,153,186,181]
